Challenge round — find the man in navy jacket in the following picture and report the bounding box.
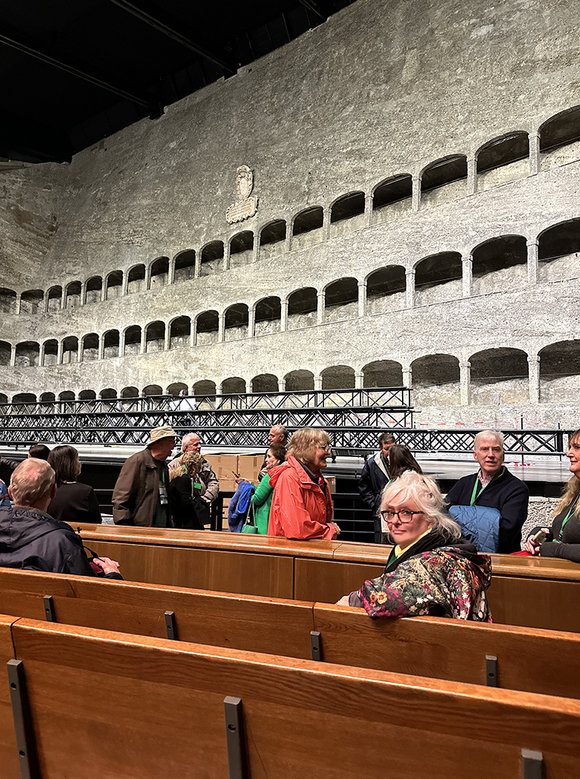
[358,433,397,543]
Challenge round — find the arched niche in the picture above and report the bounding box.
[150,256,169,288]
[124,325,141,356]
[414,252,462,306]
[540,105,580,170]
[229,231,254,269]
[284,369,315,392]
[476,131,529,190]
[85,276,102,304]
[65,281,82,308]
[103,330,120,359]
[255,296,281,336]
[222,376,246,394]
[251,374,279,393]
[174,250,196,282]
[127,264,146,295]
[20,289,44,314]
[411,354,460,407]
[287,287,317,330]
[196,310,219,345]
[421,155,467,206]
[15,341,40,368]
[366,267,406,314]
[372,174,412,223]
[538,218,580,283]
[224,304,248,342]
[292,206,324,250]
[362,360,403,388]
[105,270,123,300]
[471,235,527,294]
[469,347,529,406]
[200,241,224,277]
[145,321,165,353]
[539,340,580,403]
[81,333,99,362]
[169,316,191,349]
[321,364,356,391]
[324,277,358,323]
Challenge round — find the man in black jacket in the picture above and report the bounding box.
[0,458,120,577]
[445,430,529,553]
[358,432,397,543]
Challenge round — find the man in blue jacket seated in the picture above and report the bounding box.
[0,458,121,577]
[445,430,529,553]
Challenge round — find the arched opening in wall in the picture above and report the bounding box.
[200,241,224,276]
[145,321,165,353]
[254,296,281,336]
[292,206,324,250]
[0,393,7,404]
[193,380,216,406]
[81,333,99,362]
[539,105,580,169]
[62,336,78,364]
[105,270,123,300]
[362,360,403,388]
[40,392,55,402]
[124,325,141,356]
[411,354,460,407]
[65,281,82,308]
[284,369,315,392]
[170,316,191,349]
[78,390,96,400]
[174,250,195,282]
[167,382,188,396]
[321,365,356,391]
[421,155,467,206]
[42,339,58,366]
[127,264,145,295]
[471,235,527,294]
[538,218,580,283]
[143,384,163,397]
[414,252,462,306]
[372,175,412,223]
[150,257,169,288]
[103,330,120,359]
[224,304,249,341]
[287,287,317,330]
[121,386,139,399]
[58,392,75,408]
[0,341,11,366]
[324,277,358,323]
[229,231,254,269]
[100,388,117,399]
[366,267,406,314]
[196,310,219,345]
[476,132,529,190]
[85,276,102,304]
[259,220,286,259]
[0,288,16,314]
[20,289,43,314]
[329,192,365,237]
[222,377,246,394]
[47,286,62,312]
[251,374,279,393]
[15,341,40,367]
[539,340,580,403]
[14,393,37,404]
[470,347,529,406]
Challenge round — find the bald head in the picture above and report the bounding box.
[9,458,56,510]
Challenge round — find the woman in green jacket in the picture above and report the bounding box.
[251,443,286,534]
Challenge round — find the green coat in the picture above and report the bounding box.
[251,473,274,534]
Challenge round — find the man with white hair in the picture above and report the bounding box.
[0,458,120,576]
[445,430,529,553]
[168,432,219,509]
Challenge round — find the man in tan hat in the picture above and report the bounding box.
[112,425,176,527]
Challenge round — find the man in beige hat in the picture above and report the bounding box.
[112,425,176,527]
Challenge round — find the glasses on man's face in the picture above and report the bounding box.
[380,509,424,524]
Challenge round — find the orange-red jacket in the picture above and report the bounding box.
[267,456,336,540]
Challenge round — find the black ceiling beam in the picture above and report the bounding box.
[108,0,237,75]
[297,0,328,22]
[0,31,158,115]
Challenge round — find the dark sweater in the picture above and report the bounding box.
[445,467,529,553]
[527,500,580,563]
[48,481,102,525]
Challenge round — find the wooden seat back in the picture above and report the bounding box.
[0,615,19,779]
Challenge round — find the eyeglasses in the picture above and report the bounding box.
[380,509,424,524]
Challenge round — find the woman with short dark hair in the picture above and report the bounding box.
[47,445,102,524]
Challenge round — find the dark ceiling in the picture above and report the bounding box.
[1,0,356,164]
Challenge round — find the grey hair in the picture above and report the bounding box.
[270,424,287,438]
[380,470,461,541]
[10,458,55,507]
[181,432,200,452]
[473,430,504,450]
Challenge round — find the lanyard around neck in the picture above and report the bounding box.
[470,468,502,505]
[558,497,579,541]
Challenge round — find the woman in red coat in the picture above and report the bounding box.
[268,427,340,540]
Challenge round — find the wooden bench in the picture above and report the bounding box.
[0,615,19,779]
[4,617,580,778]
[75,524,580,632]
[1,569,580,699]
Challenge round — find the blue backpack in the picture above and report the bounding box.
[228,481,256,532]
[448,504,501,553]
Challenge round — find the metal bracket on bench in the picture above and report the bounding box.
[224,696,245,779]
[485,655,497,687]
[7,659,38,779]
[310,630,322,662]
[43,595,56,622]
[164,610,177,640]
[521,748,543,779]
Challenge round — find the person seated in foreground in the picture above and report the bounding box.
[268,427,340,540]
[0,459,121,577]
[445,430,529,553]
[338,471,491,620]
[524,428,580,562]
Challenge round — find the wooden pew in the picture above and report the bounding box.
[75,523,580,632]
[0,615,20,779]
[2,569,580,699]
[6,617,580,778]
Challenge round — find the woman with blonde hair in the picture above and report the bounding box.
[268,427,340,540]
[339,470,491,620]
[168,451,208,529]
[524,429,580,561]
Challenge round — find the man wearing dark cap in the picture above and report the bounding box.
[112,425,176,527]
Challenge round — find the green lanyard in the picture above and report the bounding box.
[558,497,578,541]
[470,468,502,506]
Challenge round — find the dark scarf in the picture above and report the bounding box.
[297,460,328,499]
[384,530,477,573]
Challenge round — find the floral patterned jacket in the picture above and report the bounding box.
[348,547,492,621]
